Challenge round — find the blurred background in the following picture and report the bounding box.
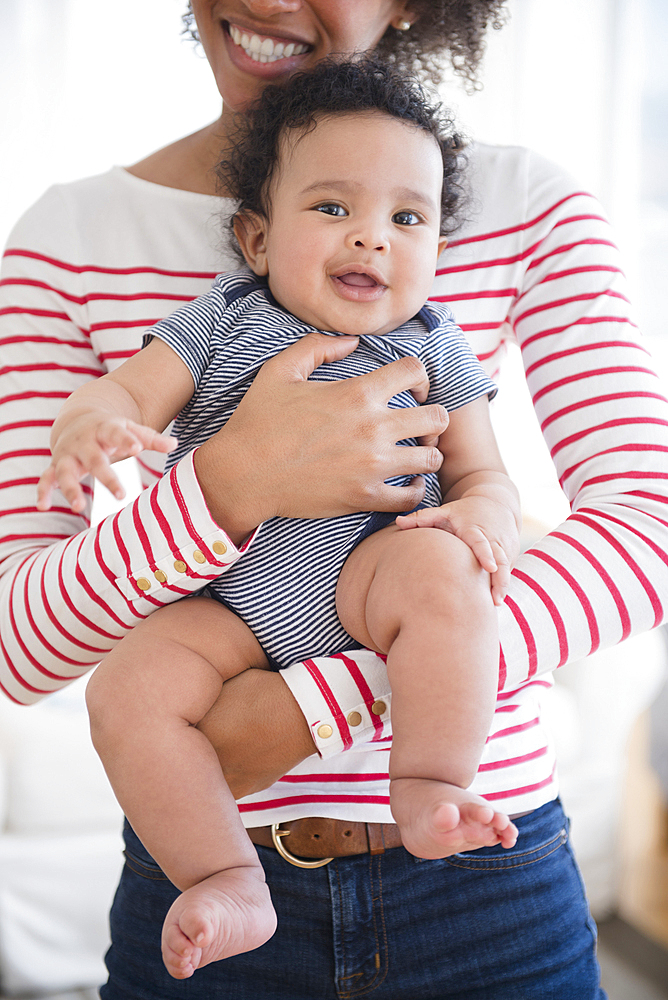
[0,0,667,996]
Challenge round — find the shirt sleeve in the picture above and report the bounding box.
[0,194,256,705]
[421,305,498,410]
[494,152,668,688]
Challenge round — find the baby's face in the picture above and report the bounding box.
[242,111,448,338]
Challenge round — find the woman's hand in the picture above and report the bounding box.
[197,668,318,800]
[194,332,449,544]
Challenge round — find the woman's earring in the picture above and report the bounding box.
[395,19,412,31]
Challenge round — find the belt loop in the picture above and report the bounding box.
[366,823,386,856]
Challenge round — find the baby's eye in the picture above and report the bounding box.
[393,211,421,226]
[315,203,347,217]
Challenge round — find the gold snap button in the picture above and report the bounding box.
[173,560,187,573]
[371,700,386,716]
[136,578,151,591]
[212,541,228,555]
[193,550,206,564]
[317,724,333,739]
[347,711,362,727]
[154,570,167,583]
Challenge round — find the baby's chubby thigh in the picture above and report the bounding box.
[335,522,490,655]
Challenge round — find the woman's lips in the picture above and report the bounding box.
[225,20,312,66]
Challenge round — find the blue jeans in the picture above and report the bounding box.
[100,798,606,999]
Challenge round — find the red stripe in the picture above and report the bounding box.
[570,513,663,627]
[3,247,218,280]
[94,515,145,620]
[532,366,657,405]
[478,745,548,772]
[551,418,668,459]
[520,315,638,352]
[497,647,506,691]
[238,793,390,812]
[525,340,648,378]
[540,391,668,432]
[503,595,538,678]
[0,478,40,491]
[0,276,196,306]
[487,716,540,741]
[526,264,624,286]
[446,193,593,248]
[0,624,53,697]
[0,676,26,705]
[551,531,631,639]
[482,768,556,802]
[526,238,617,272]
[496,679,553,701]
[24,559,104,665]
[560,446,668,488]
[0,448,50,462]
[576,471,668,492]
[0,334,93,351]
[112,507,160,605]
[515,291,630,329]
[63,534,131,636]
[580,506,668,574]
[0,391,70,406]
[137,456,163,479]
[89,319,161,333]
[38,548,112,654]
[7,560,83,680]
[0,362,101,379]
[528,550,599,653]
[303,658,352,750]
[278,772,388,783]
[436,237,543,276]
[429,287,517,303]
[331,651,384,739]
[0,419,54,433]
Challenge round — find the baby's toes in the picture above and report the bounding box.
[460,801,495,828]
[178,906,215,951]
[162,922,200,980]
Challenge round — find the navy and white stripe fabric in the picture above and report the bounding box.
[148,269,497,668]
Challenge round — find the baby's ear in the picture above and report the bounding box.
[233,211,269,275]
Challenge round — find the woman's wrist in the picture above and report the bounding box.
[193,434,264,546]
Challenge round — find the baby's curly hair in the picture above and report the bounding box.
[218,58,465,263]
[182,2,508,89]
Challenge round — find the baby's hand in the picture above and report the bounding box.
[36,415,176,514]
[396,496,519,606]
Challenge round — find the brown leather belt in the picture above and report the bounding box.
[247,818,403,868]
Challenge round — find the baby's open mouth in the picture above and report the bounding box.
[336,273,380,287]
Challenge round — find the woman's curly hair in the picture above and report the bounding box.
[217,58,465,263]
[182,2,508,88]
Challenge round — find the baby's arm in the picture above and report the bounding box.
[397,396,521,605]
[36,338,194,514]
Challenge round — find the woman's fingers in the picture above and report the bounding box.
[257,331,359,383]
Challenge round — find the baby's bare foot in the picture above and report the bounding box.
[161,864,277,980]
[390,777,518,859]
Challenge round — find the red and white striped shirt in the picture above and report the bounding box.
[2,145,667,821]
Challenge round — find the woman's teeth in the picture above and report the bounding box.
[228,24,309,62]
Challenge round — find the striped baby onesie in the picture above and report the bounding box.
[148,268,497,668]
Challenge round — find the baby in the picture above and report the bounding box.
[37,60,521,980]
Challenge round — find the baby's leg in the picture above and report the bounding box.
[337,525,518,859]
[85,597,276,979]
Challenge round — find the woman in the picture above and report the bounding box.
[1,1,666,996]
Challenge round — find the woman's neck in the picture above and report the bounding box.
[125,109,237,196]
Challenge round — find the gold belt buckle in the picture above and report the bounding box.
[270,823,334,868]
